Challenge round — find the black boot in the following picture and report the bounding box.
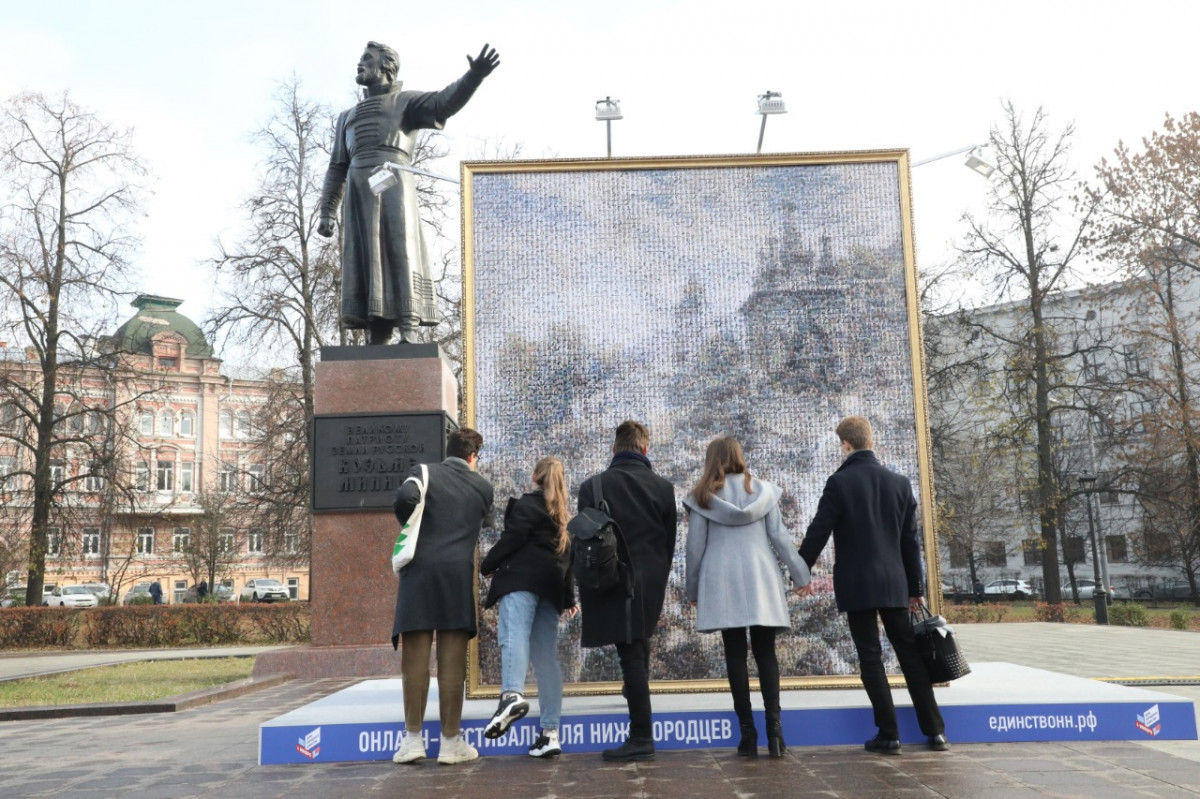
[601,736,655,762]
[766,711,786,758]
[737,721,758,757]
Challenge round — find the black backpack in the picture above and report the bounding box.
[568,474,624,592]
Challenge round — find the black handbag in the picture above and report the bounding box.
[911,605,971,682]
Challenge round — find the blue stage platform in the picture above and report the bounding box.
[259,662,1198,764]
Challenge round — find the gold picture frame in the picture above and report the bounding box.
[461,152,939,697]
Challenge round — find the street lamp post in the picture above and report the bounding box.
[1077,472,1109,625]
[756,91,786,154]
[595,97,622,158]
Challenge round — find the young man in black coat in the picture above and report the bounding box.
[577,420,677,762]
[798,416,948,755]
[391,427,494,766]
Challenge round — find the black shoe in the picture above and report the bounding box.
[602,737,655,762]
[484,692,529,739]
[736,722,758,757]
[928,734,950,751]
[766,719,786,758]
[864,734,902,755]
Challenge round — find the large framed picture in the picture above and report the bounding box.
[462,152,937,696]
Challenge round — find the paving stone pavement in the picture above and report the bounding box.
[0,623,1198,798]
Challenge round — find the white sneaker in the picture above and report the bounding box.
[529,728,562,758]
[484,692,530,739]
[437,734,479,765]
[392,732,426,764]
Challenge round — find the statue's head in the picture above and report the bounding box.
[357,41,400,87]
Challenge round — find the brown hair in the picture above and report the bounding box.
[689,436,754,509]
[613,420,650,453]
[836,416,873,451]
[448,427,484,460]
[534,456,570,554]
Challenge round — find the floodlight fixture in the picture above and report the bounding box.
[912,144,996,178]
[595,97,622,158]
[756,91,786,154]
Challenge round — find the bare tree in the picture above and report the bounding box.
[954,102,1102,603]
[0,91,146,606]
[183,490,245,596]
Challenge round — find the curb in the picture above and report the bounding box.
[0,673,293,721]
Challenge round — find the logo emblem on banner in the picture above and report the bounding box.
[1136,705,1161,737]
[297,727,322,759]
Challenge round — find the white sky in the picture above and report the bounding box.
[2,0,1197,353]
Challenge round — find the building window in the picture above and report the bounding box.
[49,459,65,487]
[136,460,150,492]
[0,456,15,491]
[1081,352,1105,384]
[173,528,190,553]
[219,411,233,439]
[46,527,61,557]
[0,402,17,430]
[236,412,252,439]
[159,409,174,436]
[84,461,104,492]
[136,527,154,555]
[1098,472,1120,505]
[179,461,194,493]
[1143,532,1172,560]
[284,532,299,554]
[139,410,154,435]
[948,541,970,569]
[1106,535,1128,563]
[173,580,188,604]
[1063,535,1086,565]
[179,410,194,437]
[220,463,238,493]
[82,528,100,555]
[159,357,178,370]
[156,460,174,492]
[1022,537,1041,566]
[1123,346,1148,377]
[86,410,105,434]
[984,541,1006,568]
[248,464,265,491]
[218,528,235,553]
[286,577,299,600]
[248,529,264,554]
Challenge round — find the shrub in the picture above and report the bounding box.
[1109,602,1149,627]
[1169,610,1190,631]
[243,603,311,643]
[0,607,81,647]
[942,602,1008,624]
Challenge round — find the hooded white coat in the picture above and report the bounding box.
[683,476,811,633]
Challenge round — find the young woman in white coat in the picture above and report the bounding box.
[684,436,810,758]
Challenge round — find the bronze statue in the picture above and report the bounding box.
[318,42,500,344]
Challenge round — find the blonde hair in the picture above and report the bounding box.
[689,436,753,509]
[534,456,570,554]
[836,416,874,451]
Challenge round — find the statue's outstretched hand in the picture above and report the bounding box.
[317,216,335,238]
[467,44,500,78]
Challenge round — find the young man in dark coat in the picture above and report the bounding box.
[798,416,948,755]
[577,420,677,762]
[390,428,494,766]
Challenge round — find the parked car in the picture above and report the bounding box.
[0,585,26,608]
[982,579,1036,599]
[940,583,976,603]
[45,585,99,608]
[1061,579,1124,602]
[1134,579,1198,603]
[80,583,112,601]
[240,578,290,603]
[181,582,236,603]
[122,582,154,605]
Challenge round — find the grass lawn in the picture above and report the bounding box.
[0,657,255,708]
[943,600,1200,629]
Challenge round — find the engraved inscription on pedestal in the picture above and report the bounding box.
[312,411,455,511]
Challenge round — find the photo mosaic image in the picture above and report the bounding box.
[463,153,935,693]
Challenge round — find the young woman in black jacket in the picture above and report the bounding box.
[480,456,577,757]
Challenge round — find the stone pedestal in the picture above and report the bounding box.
[255,344,458,679]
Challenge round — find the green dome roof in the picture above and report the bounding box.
[108,295,214,358]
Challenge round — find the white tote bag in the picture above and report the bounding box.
[391,465,428,574]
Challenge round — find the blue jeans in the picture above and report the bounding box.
[498,591,564,730]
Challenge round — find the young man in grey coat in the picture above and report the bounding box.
[390,428,494,765]
[798,416,948,755]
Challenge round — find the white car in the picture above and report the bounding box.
[45,585,99,608]
[982,579,1035,599]
[240,579,290,603]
